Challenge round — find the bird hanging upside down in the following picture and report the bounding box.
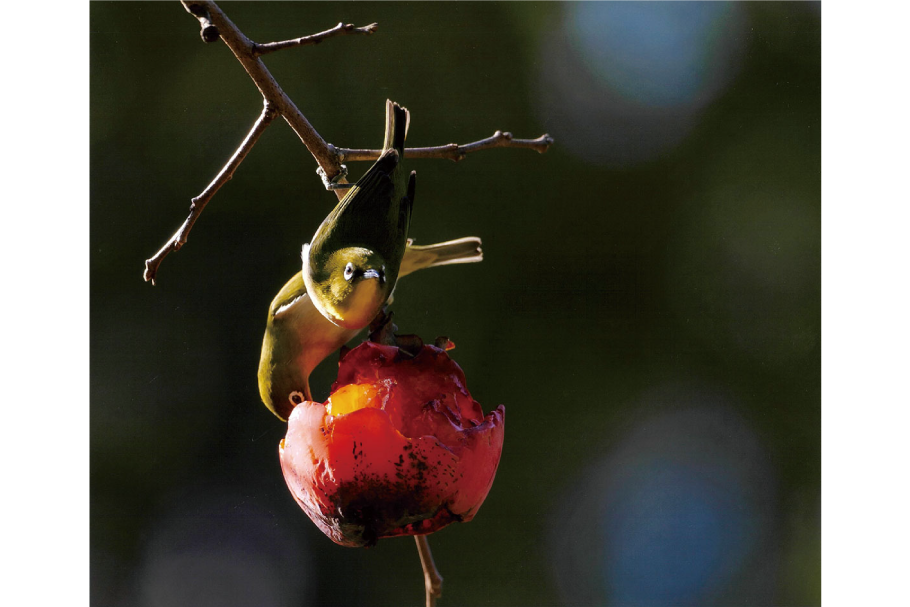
[258,237,483,420]
[303,100,413,330]
[259,99,484,420]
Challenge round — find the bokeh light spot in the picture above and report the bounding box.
[549,392,777,606]
[605,462,748,605]
[538,3,746,167]
[135,488,311,607]
[570,2,742,109]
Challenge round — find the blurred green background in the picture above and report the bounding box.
[91,2,820,606]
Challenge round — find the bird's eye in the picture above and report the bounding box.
[343,263,355,281]
[288,391,305,406]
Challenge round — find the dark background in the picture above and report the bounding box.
[91,3,820,606]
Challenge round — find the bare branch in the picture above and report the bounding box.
[252,22,378,57]
[415,535,443,607]
[337,131,555,163]
[183,1,348,184]
[149,2,555,283]
[143,102,278,284]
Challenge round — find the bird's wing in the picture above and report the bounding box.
[319,149,402,249]
[268,271,308,318]
[398,170,416,236]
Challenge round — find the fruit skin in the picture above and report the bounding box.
[279,341,505,547]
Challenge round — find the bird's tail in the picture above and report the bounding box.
[383,100,410,156]
[399,237,483,278]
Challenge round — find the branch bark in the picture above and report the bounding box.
[338,131,554,163]
[252,21,378,57]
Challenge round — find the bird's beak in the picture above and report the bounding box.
[362,268,384,282]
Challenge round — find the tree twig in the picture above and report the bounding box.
[143,101,277,284]
[337,131,554,163]
[252,22,378,57]
[147,1,554,283]
[415,535,443,607]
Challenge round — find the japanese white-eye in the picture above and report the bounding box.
[302,100,413,330]
[258,237,483,420]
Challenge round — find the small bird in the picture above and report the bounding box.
[303,100,413,330]
[258,237,483,420]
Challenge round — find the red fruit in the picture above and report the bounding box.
[279,341,504,547]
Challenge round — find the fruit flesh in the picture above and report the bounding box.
[326,383,382,417]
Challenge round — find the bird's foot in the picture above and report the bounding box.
[368,309,454,358]
[317,165,355,190]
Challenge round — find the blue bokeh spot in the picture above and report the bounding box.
[569,2,739,108]
[602,461,753,605]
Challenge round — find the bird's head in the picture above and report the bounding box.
[304,245,390,329]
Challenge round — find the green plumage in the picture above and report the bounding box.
[303,100,415,329]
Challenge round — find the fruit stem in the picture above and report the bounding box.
[415,534,443,606]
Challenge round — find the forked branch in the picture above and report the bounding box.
[146,1,553,283]
[181,0,344,182]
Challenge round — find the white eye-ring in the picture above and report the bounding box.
[343,263,355,281]
[288,391,305,405]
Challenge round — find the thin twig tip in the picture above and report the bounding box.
[540,134,555,151]
[143,262,156,284]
